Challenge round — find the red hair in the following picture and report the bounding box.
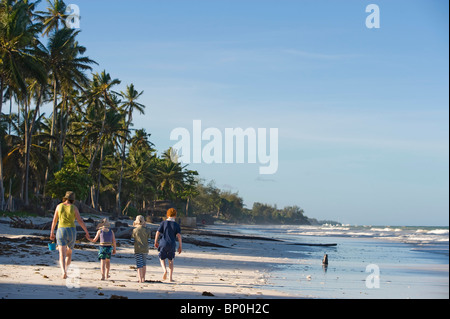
[167,208,177,218]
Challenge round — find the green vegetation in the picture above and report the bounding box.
[0,210,39,218]
[0,0,331,225]
[188,181,323,225]
[45,163,93,201]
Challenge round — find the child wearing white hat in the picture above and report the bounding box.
[131,215,152,283]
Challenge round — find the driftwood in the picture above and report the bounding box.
[9,217,35,229]
[289,243,337,247]
[8,216,98,232]
[77,201,101,215]
[114,227,133,239]
[33,221,55,230]
[115,221,129,228]
[183,237,228,248]
[193,230,283,242]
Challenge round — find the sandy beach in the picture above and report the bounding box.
[0,215,295,299]
[2,215,448,301]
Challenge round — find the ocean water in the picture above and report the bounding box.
[223,224,449,299]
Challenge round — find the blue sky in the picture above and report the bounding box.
[40,0,449,225]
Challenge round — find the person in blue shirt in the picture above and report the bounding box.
[154,208,182,282]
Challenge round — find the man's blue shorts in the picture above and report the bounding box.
[158,246,175,260]
[56,227,77,249]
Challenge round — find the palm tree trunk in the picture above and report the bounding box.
[7,179,13,211]
[95,143,105,210]
[23,99,29,204]
[0,77,6,210]
[90,185,96,209]
[116,114,132,217]
[185,197,190,217]
[88,99,109,211]
[24,87,45,205]
[8,88,13,135]
[57,93,66,169]
[43,80,58,196]
[60,93,72,170]
[116,152,125,216]
[87,107,107,174]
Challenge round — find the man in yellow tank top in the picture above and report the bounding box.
[50,191,91,279]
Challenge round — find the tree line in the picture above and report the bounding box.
[190,180,330,225]
[1,0,327,225]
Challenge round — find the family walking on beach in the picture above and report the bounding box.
[50,191,182,282]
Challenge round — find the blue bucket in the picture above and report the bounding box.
[48,242,56,251]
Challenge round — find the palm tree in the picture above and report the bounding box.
[81,77,126,209]
[1,0,47,205]
[23,77,48,204]
[84,71,120,176]
[124,136,157,214]
[156,151,187,201]
[180,169,198,216]
[1,1,26,207]
[37,0,68,36]
[0,0,44,94]
[42,27,96,195]
[116,84,145,215]
[93,107,128,210]
[120,84,145,126]
[57,87,82,168]
[129,128,154,154]
[3,108,48,201]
